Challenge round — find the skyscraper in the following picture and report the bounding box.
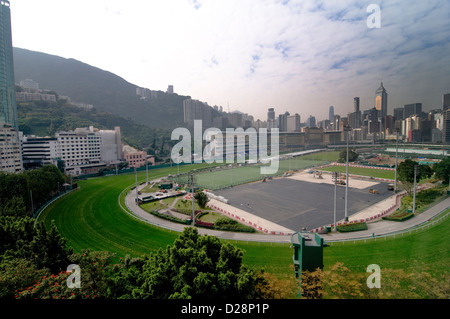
[354,97,360,113]
[404,103,422,119]
[267,107,277,130]
[443,93,450,111]
[375,82,388,119]
[0,0,17,130]
[0,1,22,172]
[329,106,334,122]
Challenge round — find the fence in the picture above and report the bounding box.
[325,207,449,244]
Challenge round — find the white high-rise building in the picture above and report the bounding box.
[55,126,122,175]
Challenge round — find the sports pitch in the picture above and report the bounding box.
[175,157,329,190]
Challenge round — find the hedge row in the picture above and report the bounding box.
[336,221,368,232]
[149,210,190,225]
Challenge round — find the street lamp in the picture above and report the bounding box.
[332,171,340,232]
[146,156,149,185]
[344,124,352,222]
[413,165,417,214]
[189,172,196,226]
[394,128,399,193]
[134,167,139,203]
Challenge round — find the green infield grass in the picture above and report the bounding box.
[319,165,396,180]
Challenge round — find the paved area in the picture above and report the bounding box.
[214,175,392,232]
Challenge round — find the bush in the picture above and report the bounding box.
[149,210,190,225]
[214,217,238,227]
[383,210,414,222]
[336,221,368,232]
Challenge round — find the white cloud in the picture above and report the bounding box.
[10,0,450,121]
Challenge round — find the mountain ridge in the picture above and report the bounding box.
[13,47,188,129]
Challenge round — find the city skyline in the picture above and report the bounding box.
[9,0,450,122]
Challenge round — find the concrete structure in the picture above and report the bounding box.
[123,150,155,168]
[99,127,123,164]
[15,91,57,102]
[55,126,122,175]
[0,123,22,172]
[443,93,450,111]
[404,103,422,119]
[20,135,60,170]
[0,1,21,173]
[329,106,334,123]
[375,82,388,120]
[183,98,212,128]
[19,79,39,90]
[442,109,450,144]
[286,113,301,132]
[0,0,17,131]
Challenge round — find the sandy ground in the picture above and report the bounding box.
[286,169,380,189]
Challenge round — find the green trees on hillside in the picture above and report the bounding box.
[0,165,65,216]
[17,101,173,158]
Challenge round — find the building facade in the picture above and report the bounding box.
[0,1,21,173]
[183,98,212,128]
[375,82,388,120]
[54,126,122,175]
[20,135,60,170]
[0,1,17,131]
[0,123,22,172]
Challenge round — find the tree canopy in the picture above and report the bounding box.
[432,157,450,184]
[397,159,432,194]
[337,148,358,163]
[133,227,260,299]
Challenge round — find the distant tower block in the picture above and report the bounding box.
[167,85,174,94]
[375,82,388,119]
[0,0,18,129]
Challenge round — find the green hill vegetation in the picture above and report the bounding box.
[17,99,173,159]
[13,47,190,129]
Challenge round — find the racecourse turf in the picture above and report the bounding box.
[38,157,449,297]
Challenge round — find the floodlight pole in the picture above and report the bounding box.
[394,129,399,193]
[146,156,149,185]
[230,164,233,187]
[134,167,139,203]
[190,173,195,226]
[333,172,338,232]
[413,165,417,214]
[344,124,351,222]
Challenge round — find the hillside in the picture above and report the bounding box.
[13,47,188,129]
[17,99,174,159]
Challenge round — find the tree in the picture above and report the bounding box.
[30,222,72,273]
[194,191,209,209]
[433,157,450,184]
[397,159,432,195]
[134,227,260,299]
[338,148,358,163]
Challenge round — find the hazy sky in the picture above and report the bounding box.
[9,0,450,122]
